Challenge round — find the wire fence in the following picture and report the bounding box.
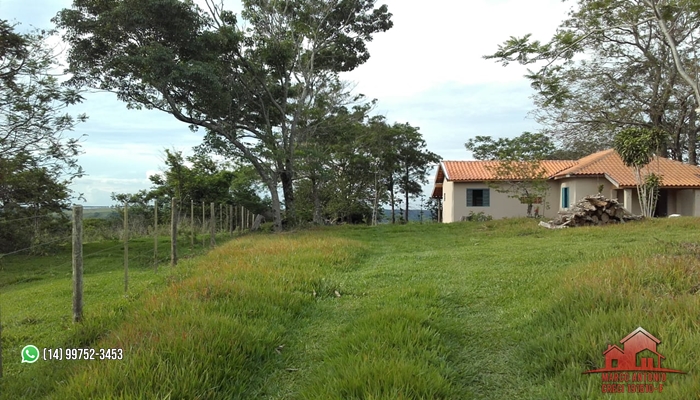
[0,199,262,378]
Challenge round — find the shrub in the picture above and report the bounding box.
[463,211,493,222]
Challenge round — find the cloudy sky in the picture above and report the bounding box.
[1,0,573,207]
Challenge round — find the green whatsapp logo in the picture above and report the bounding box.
[21,345,40,363]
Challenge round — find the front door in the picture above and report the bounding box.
[654,189,668,217]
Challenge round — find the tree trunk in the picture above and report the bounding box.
[403,165,409,223]
[280,168,295,226]
[263,177,282,231]
[311,176,323,225]
[389,175,395,224]
[372,169,379,226]
[689,109,698,165]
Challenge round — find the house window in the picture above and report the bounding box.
[467,189,490,207]
[561,187,570,208]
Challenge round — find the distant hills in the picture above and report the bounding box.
[380,209,433,223]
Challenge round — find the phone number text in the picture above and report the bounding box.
[42,348,123,361]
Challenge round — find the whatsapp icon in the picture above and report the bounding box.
[21,345,40,363]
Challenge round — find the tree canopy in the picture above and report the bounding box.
[54,0,393,230]
[485,0,700,164]
[0,21,86,252]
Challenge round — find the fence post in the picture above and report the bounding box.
[124,203,128,293]
[72,205,84,322]
[202,201,205,248]
[210,202,216,246]
[0,296,2,378]
[219,203,223,233]
[154,200,158,272]
[171,198,178,266]
[229,205,233,235]
[191,199,194,249]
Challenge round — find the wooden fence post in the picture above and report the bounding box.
[73,205,83,322]
[0,297,2,378]
[229,205,233,235]
[219,203,223,233]
[171,198,178,266]
[124,203,128,293]
[154,200,158,272]
[210,202,216,246]
[191,199,194,249]
[202,200,205,248]
[0,296,2,378]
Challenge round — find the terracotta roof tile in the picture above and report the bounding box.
[552,149,700,187]
[440,160,577,181]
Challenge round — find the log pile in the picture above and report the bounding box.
[539,194,642,229]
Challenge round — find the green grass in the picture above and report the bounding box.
[1,218,700,399]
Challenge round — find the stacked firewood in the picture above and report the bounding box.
[539,194,642,229]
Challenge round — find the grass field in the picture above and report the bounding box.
[1,218,699,399]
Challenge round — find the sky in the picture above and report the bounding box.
[1,0,574,207]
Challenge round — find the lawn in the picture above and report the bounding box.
[1,218,699,399]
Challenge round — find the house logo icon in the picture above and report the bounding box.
[584,327,685,394]
[584,327,684,373]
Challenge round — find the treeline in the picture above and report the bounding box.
[116,110,439,230]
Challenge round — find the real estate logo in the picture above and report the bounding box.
[583,327,685,393]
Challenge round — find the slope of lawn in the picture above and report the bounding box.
[1,218,700,399]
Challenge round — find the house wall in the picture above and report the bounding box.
[444,181,560,221]
[442,180,454,223]
[441,178,700,222]
[557,177,616,208]
[677,189,695,216]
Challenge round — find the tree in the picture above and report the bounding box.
[465,133,552,217]
[613,127,664,217]
[484,0,700,164]
[394,123,440,223]
[465,131,576,160]
[0,21,86,252]
[55,0,393,231]
[112,149,272,235]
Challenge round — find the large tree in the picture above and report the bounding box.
[0,21,86,252]
[394,123,440,223]
[465,132,556,217]
[55,0,393,230]
[485,0,700,164]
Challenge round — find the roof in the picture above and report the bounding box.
[431,149,700,198]
[431,159,576,198]
[603,344,624,356]
[620,327,661,345]
[440,160,576,181]
[552,149,700,188]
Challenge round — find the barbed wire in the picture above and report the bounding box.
[0,213,69,224]
[0,235,72,259]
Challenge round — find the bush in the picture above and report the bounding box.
[462,211,493,222]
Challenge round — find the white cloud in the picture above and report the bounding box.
[341,0,572,99]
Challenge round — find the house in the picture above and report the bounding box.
[431,149,700,222]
